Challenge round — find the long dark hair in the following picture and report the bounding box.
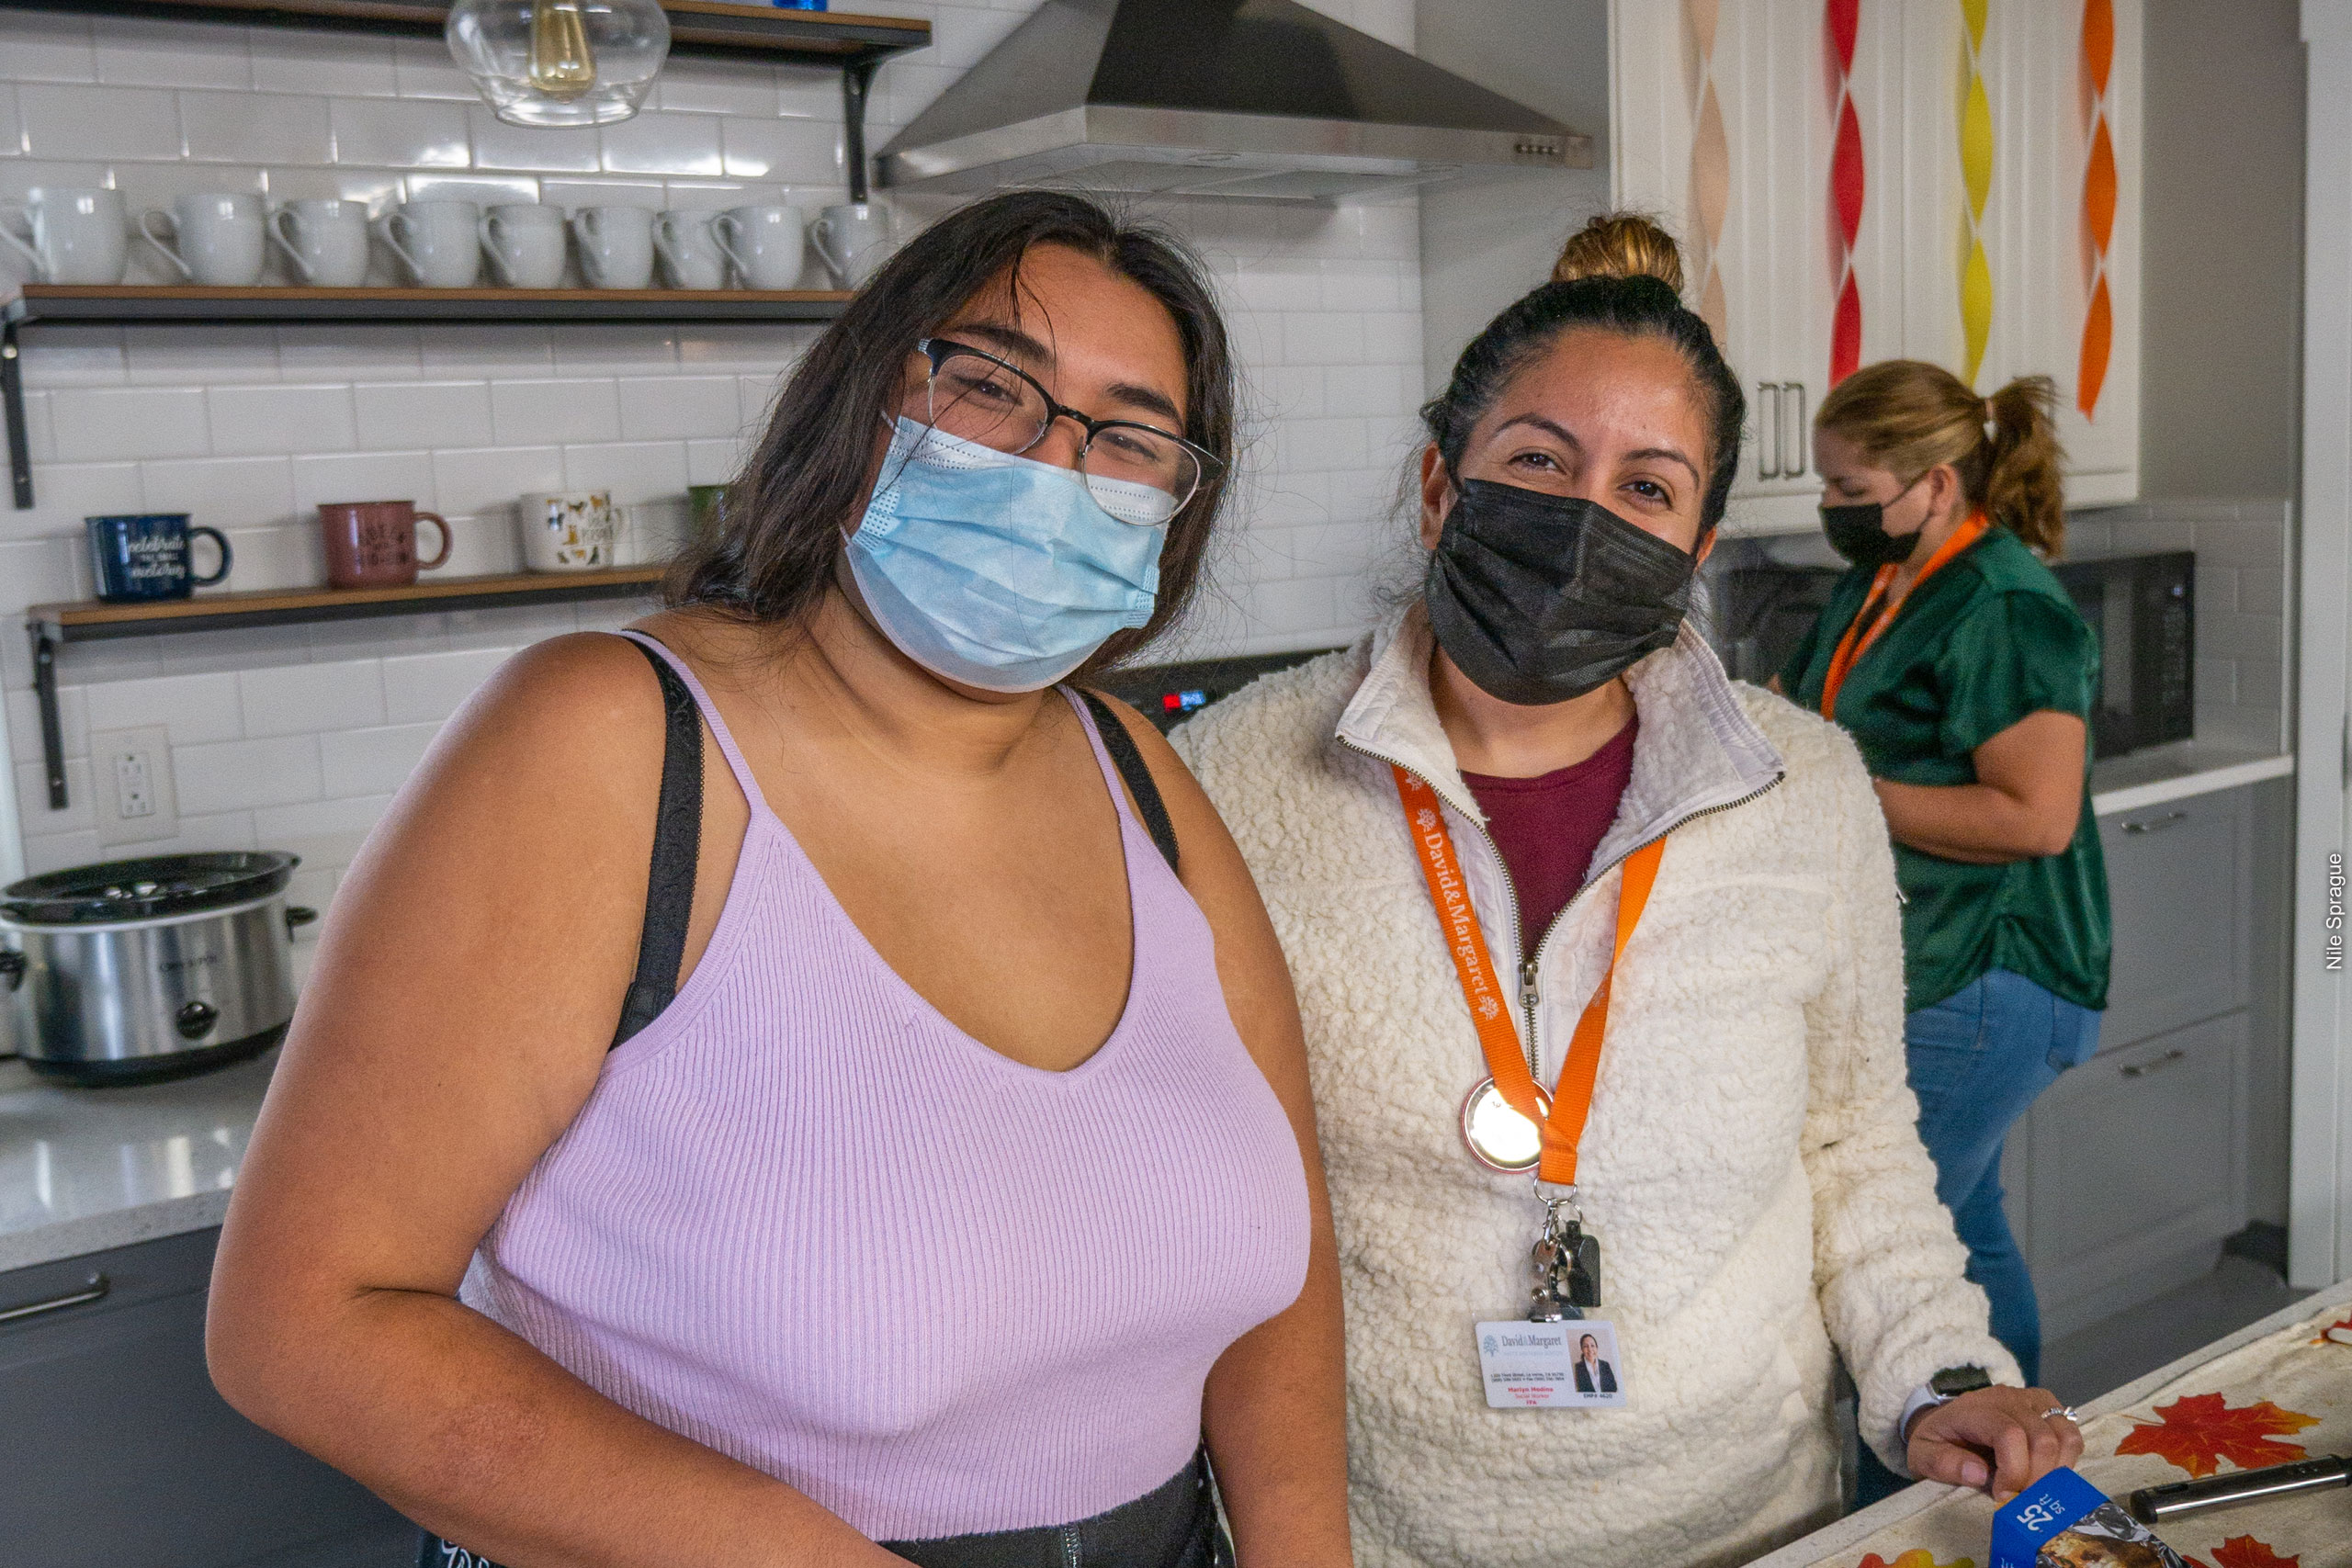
[669,190,1238,677]
[1423,213,1745,531]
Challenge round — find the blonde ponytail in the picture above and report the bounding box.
[1815,361,2070,555]
[1552,212,1686,296]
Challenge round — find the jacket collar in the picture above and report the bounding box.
[1334,600,1786,874]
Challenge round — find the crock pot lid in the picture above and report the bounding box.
[3,851,299,923]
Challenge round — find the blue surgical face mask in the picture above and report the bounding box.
[844,417,1174,693]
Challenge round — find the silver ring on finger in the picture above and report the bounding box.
[2041,1405,2079,1423]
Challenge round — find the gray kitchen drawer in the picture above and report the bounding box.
[0,1229,410,1568]
[2097,787,2253,1049]
[2025,1010,2247,1325]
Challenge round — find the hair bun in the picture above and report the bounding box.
[1552,212,1686,296]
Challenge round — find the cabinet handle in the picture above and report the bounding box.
[0,1271,109,1325]
[2120,810,2191,835]
[1786,381,1809,476]
[1758,382,1781,479]
[2119,1048,2189,1079]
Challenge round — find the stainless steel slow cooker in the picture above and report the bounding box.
[0,852,315,1086]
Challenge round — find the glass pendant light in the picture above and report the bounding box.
[446,0,672,128]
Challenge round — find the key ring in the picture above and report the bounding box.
[1533,1179,1581,1232]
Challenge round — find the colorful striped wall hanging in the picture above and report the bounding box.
[1687,0,1730,344]
[2078,0,2116,418]
[1827,0,1863,385]
[1959,0,1994,386]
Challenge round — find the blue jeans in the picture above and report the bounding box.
[1852,969,2100,1508]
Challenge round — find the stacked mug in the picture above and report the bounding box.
[0,186,891,290]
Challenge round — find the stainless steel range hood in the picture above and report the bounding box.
[874,0,1592,205]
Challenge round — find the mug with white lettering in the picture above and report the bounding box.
[374,200,482,288]
[572,206,656,289]
[714,205,806,290]
[650,209,726,291]
[0,187,129,285]
[479,202,568,288]
[87,513,232,603]
[268,198,370,288]
[517,491,619,571]
[140,192,266,287]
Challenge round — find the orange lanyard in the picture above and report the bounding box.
[1394,766,1665,1188]
[1818,511,1992,719]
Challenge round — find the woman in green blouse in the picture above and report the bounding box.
[1778,362,2110,1422]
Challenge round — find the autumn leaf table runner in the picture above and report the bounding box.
[1778,1283,2352,1568]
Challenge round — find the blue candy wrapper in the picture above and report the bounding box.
[1991,1469,2186,1567]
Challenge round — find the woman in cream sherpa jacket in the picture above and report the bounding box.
[1176,608,2006,1566]
[1170,217,2074,1568]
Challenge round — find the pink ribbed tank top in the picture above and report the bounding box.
[460,634,1311,1540]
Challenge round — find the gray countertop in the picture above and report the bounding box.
[0,1048,274,1274]
[0,742,2294,1280]
[2088,739,2293,817]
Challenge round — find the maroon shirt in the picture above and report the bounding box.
[1462,715,1638,954]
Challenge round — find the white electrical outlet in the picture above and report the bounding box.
[90,725,179,850]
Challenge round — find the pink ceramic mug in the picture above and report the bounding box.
[319,501,452,589]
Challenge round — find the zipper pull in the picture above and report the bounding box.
[1521,957,1540,1007]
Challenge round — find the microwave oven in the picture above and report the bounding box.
[1714,550,2194,760]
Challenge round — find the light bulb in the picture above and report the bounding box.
[527,0,597,101]
[447,0,669,128]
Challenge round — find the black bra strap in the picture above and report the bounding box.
[1077,690,1180,877]
[612,638,704,1049]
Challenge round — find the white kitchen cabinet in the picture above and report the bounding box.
[1611,0,2141,532]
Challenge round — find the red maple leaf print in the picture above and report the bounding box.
[2310,1311,2352,1345]
[2114,1393,2319,1478]
[2187,1537,2301,1568]
[1858,1552,1971,1568]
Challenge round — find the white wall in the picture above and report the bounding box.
[0,0,1424,908]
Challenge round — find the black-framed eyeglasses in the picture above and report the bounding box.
[904,337,1218,523]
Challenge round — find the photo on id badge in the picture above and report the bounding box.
[1476,1317,1626,1409]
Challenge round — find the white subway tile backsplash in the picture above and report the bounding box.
[290,448,436,511]
[23,830,102,875]
[432,445,563,513]
[242,660,384,739]
[183,88,330,164]
[209,383,358,457]
[617,375,741,442]
[17,82,180,160]
[87,670,243,745]
[491,378,621,446]
[94,17,250,90]
[331,95,468,167]
[600,112,722,178]
[175,733,322,813]
[51,387,209,462]
[354,379,493,450]
[320,721,440,797]
[141,455,297,529]
[381,648,512,725]
[0,0,1423,874]
[249,28,397,98]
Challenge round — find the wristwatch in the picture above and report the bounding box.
[1930,1365,1994,1399]
[1903,1365,1995,1440]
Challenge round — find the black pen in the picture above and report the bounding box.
[2127,1454,2352,1525]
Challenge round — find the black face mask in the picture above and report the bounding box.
[1424,478,1695,707]
[1819,474,1929,569]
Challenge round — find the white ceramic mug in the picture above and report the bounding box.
[268,197,370,287]
[571,206,656,289]
[713,205,806,291]
[517,491,620,571]
[375,199,482,288]
[650,209,727,291]
[479,202,568,288]
[0,186,128,285]
[139,192,266,287]
[810,201,892,289]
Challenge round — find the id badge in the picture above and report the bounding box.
[1474,1318,1627,1409]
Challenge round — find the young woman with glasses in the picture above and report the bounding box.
[1171,215,2080,1567]
[206,191,1348,1568]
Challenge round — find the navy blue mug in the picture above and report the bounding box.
[86,513,232,603]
